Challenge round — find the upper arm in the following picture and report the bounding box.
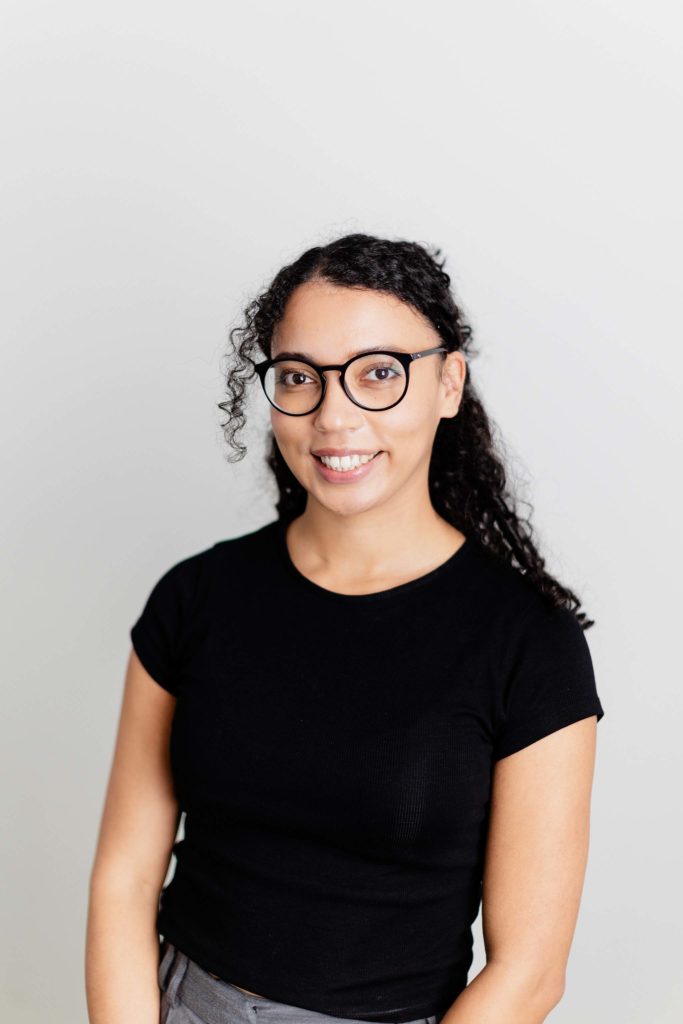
[89,648,180,895]
[481,714,599,995]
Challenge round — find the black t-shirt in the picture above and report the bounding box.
[130,519,605,1023]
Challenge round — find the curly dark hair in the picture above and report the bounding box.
[217,233,594,630]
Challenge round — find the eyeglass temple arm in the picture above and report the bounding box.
[410,346,448,360]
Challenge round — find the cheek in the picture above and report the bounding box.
[380,400,437,452]
[271,412,306,450]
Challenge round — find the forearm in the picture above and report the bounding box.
[439,961,563,1024]
[85,874,162,1024]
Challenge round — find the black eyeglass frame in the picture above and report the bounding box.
[251,345,449,415]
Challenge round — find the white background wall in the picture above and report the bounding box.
[2,2,681,1021]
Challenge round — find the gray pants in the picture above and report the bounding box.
[158,940,444,1024]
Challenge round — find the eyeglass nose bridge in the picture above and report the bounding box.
[317,365,353,406]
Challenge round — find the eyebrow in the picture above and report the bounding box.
[271,344,409,362]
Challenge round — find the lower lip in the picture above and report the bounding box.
[312,451,384,483]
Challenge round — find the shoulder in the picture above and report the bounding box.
[466,549,605,760]
[129,521,280,695]
[462,539,594,666]
[165,519,279,580]
[211,518,279,567]
[135,519,279,609]
[463,537,547,622]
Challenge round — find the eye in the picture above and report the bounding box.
[360,362,402,383]
[366,368,403,385]
[276,368,318,387]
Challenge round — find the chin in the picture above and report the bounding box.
[311,485,390,518]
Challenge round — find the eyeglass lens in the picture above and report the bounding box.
[263,354,407,413]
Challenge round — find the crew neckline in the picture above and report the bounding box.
[272,518,474,602]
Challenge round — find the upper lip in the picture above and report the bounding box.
[312,447,381,457]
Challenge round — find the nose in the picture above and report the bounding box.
[312,369,365,429]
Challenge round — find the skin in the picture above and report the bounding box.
[268,280,468,591]
[86,281,598,1023]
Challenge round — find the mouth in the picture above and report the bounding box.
[313,451,382,472]
[311,450,384,482]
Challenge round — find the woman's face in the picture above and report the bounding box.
[269,280,466,518]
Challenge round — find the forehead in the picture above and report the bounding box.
[271,280,433,361]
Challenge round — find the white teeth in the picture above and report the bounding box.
[318,452,379,471]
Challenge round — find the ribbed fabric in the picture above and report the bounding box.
[131,519,604,1023]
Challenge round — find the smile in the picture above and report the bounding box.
[316,452,380,471]
[312,450,384,483]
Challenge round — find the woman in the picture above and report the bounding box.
[86,234,605,1024]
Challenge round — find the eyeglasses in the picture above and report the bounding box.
[251,345,448,416]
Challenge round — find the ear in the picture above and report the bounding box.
[439,350,467,419]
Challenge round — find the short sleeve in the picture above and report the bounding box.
[130,555,201,695]
[493,602,605,761]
